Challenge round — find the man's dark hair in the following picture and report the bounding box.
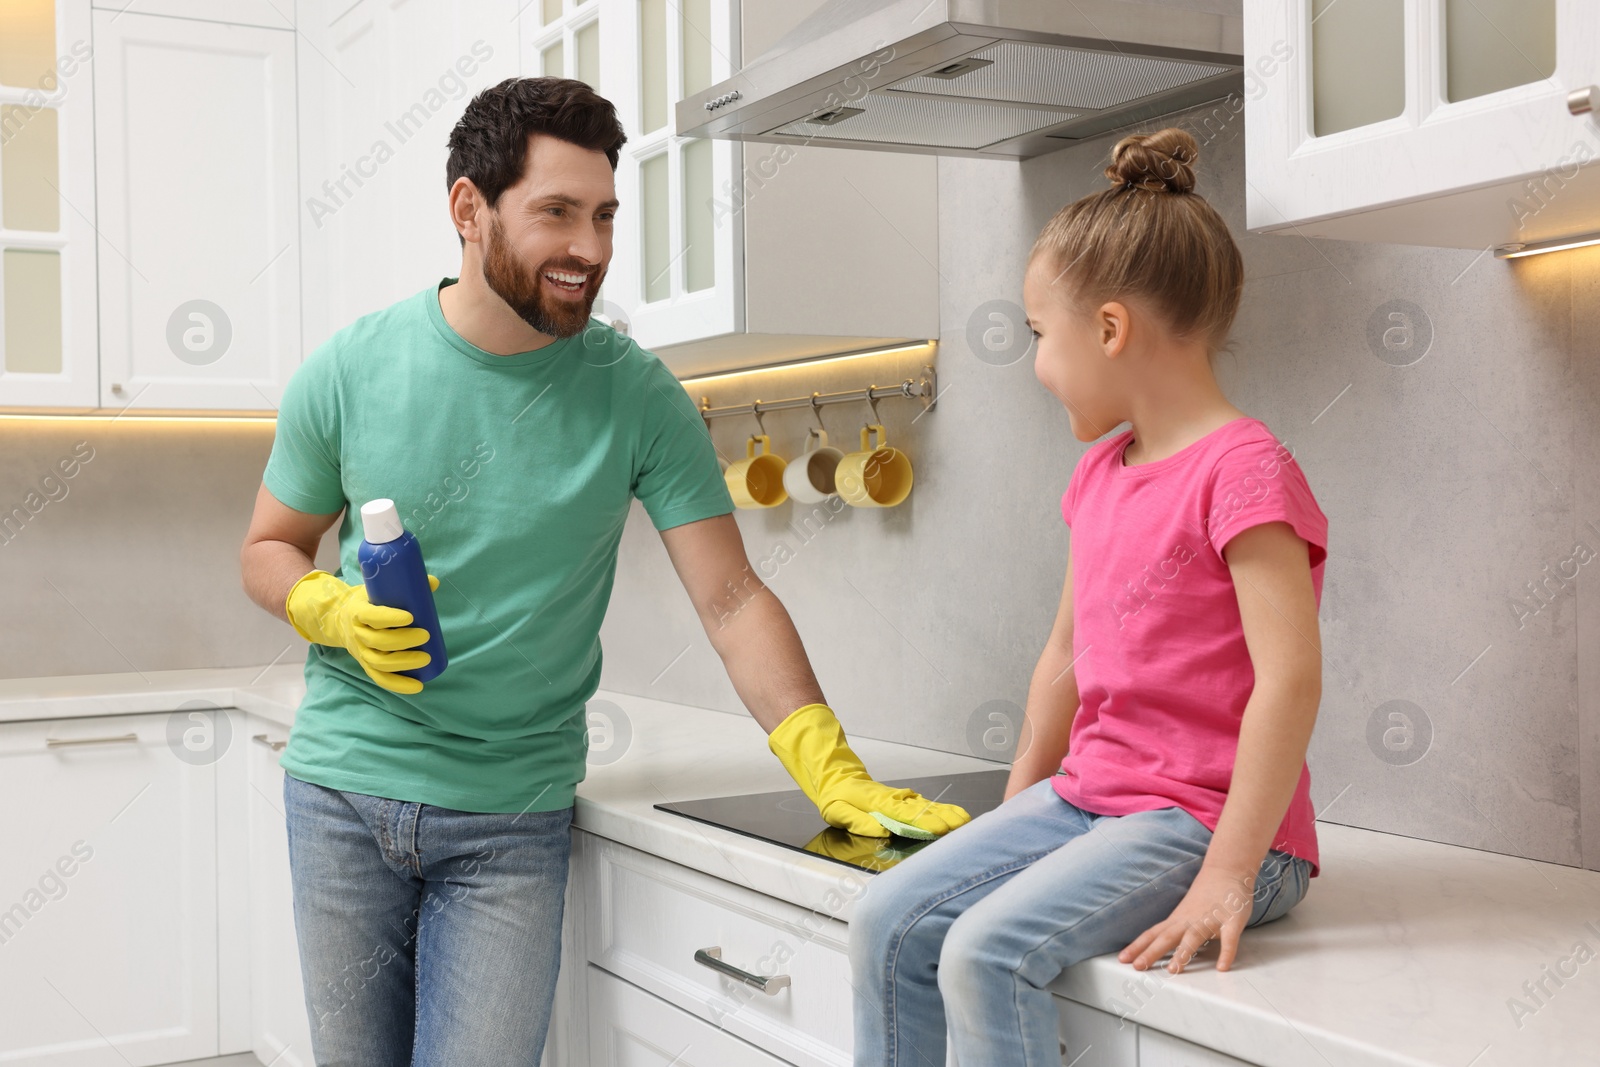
[446,77,627,210]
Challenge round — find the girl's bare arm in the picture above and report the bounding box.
[1204,520,1323,882]
[1006,553,1081,800]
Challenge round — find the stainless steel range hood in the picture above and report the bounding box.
[677,0,1243,159]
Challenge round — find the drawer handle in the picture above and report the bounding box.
[252,733,288,752]
[45,732,138,748]
[1569,85,1597,115]
[693,947,791,995]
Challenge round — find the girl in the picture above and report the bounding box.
[849,127,1328,1067]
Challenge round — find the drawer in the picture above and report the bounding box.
[587,964,792,1066]
[1140,1027,1259,1067]
[577,831,855,1067]
[1058,997,1139,1067]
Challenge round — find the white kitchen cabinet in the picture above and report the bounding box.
[594,0,743,351]
[215,710,253,1056]
[523,0,604,90]
[574,827,1161,1067]
[0,712,220,1065]
[297,0,520,357]
[543,850,588,1066]
[1140,1026,1258,1067]
[88,0,293,29]
[92,10,301,411]
[0,0,99,409]
[587,964,795,1066]
[578,829,853,1067]
[1245,1,1600,251]
[1057,996,1139,1067]
[244,714,316,1067]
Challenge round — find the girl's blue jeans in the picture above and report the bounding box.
[281,771,572,1066]
[849,777,1313,1067]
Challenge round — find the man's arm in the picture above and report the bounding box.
[657,513,824,734]
[240,481,342,623]
[657,511,972,838]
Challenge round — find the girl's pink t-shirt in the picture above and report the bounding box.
[1052,416,1328,876]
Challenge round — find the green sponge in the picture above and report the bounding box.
[870,811,938,839]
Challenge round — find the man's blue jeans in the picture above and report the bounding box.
[282,772,572,1066]
[849,777,1313,1067]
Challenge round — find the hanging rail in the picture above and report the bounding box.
[698,365,937,423]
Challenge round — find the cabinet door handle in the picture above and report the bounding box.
[252,733,288,752]
[45,732,138,748]
[693,946,791,995]
[1569,86,1597,115]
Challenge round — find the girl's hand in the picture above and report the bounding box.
[1117,865,1256,974]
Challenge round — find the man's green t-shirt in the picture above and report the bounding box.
[262,278,734,813]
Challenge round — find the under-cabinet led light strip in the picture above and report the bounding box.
[1496,231,1600,259]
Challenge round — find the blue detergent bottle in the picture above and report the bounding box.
[357,498,448,683]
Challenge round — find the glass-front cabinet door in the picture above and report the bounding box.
[1246,0,1599,249]
[0,0,96,409]
[1306,0,1557,137]
[524,0,602,91]
[596,0,741,351]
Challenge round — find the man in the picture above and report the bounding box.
[239,76,969,1064]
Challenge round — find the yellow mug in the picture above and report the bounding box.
[725,434,789,508]
[835,424,913,508]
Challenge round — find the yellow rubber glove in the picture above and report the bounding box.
[767,703,973,839]
[284,569,439,696]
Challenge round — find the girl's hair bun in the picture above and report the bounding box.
[1104,127,1198,195]
[1030,124,1240,355]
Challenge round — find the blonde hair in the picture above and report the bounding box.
[1029,127,1243,357]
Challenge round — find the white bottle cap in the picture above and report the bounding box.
[360,498,405,544]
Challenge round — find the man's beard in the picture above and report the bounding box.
[482,214,604,340]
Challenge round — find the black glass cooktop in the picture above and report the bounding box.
[654,768,1012,873]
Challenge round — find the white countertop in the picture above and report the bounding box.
[4,666,1598,1067]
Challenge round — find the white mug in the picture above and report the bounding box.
[782,428,845,504]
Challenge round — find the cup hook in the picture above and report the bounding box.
[807,392,826,446]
